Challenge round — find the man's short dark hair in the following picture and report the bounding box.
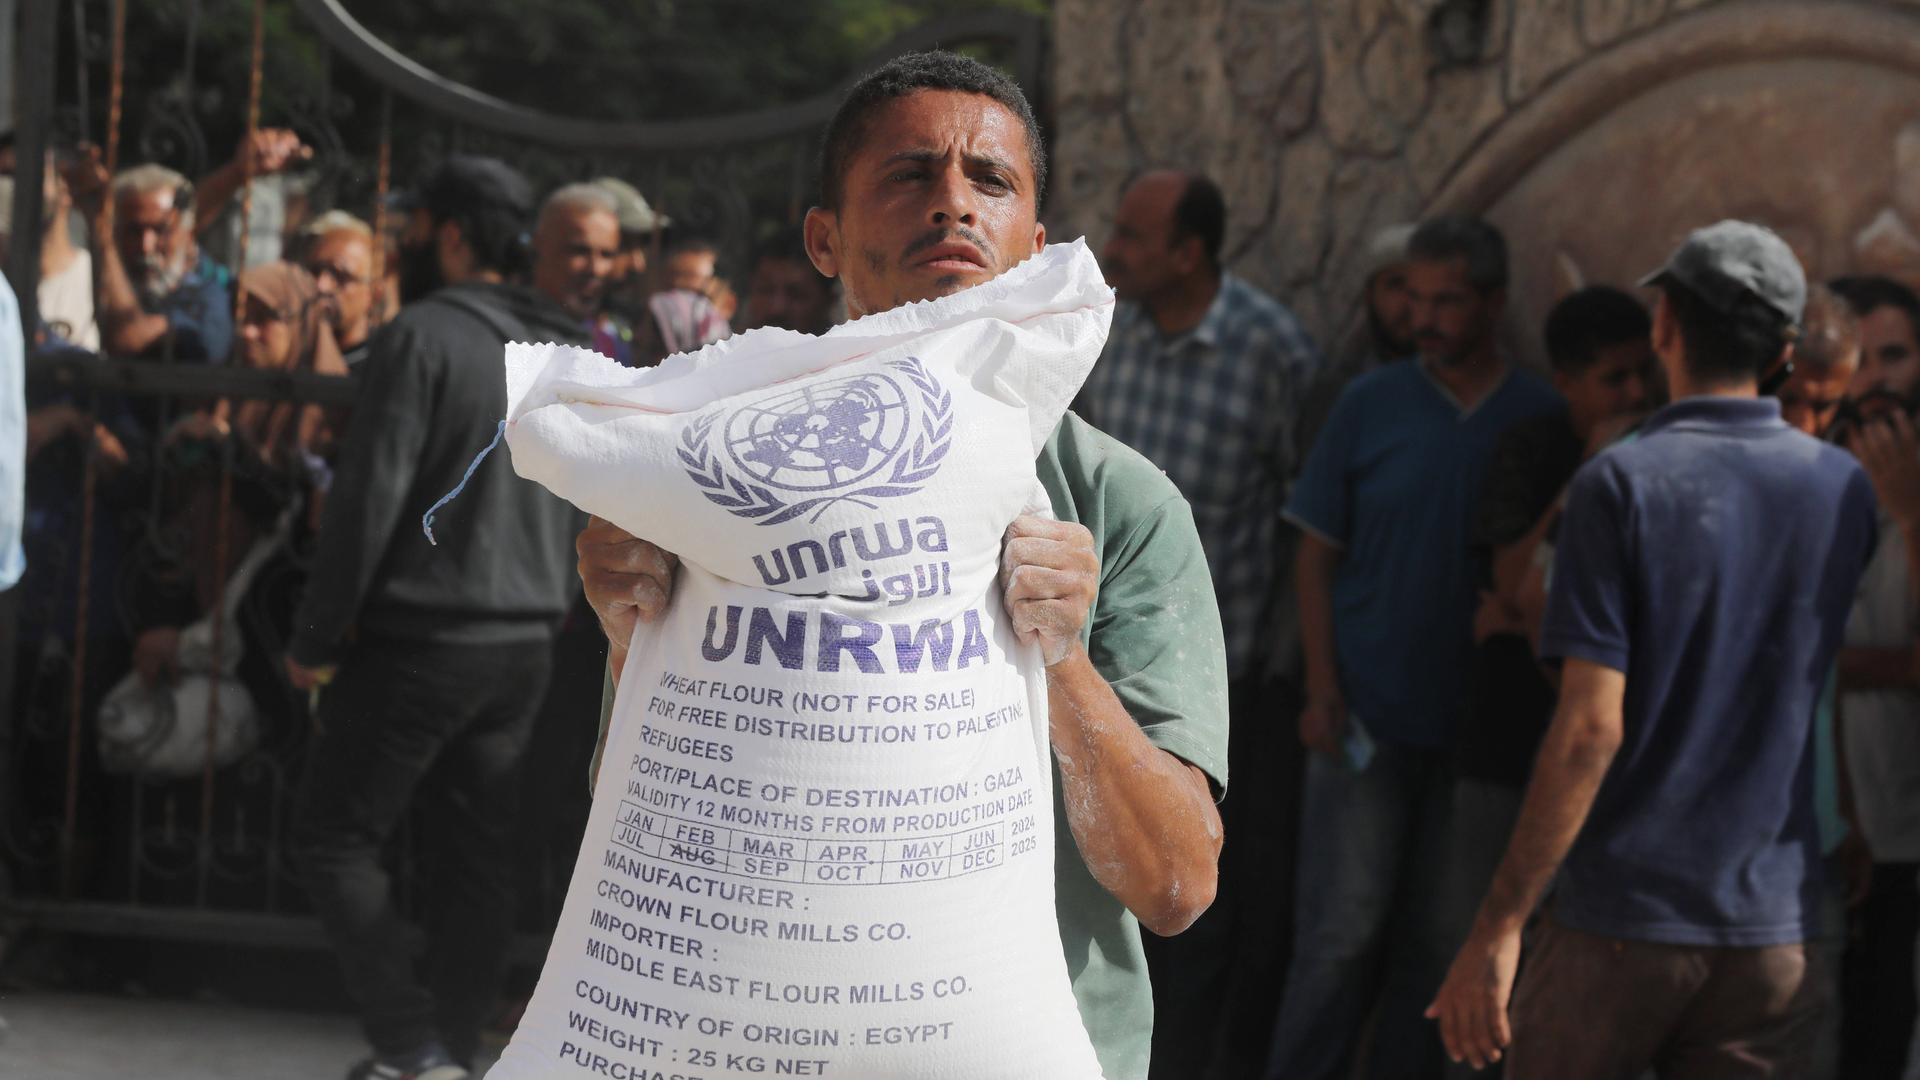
[668,233,720,259]
[1171,173,1226,270]
[1830,274,1920,346]
[1408,215,1508,293]
[436,204,528,277]
[753,225,832,289]
[1660,280,1794,386]
[417,156,534,276]
[1543,286,1650,375]
[817,50,1046,211]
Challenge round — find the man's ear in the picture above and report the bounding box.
[1174,234,1208,277]
[437,219,471,279]
[1651,293,1678,354]
[1032,219,1047,255]
[1484,285,1508,325]
[804,207,840,280]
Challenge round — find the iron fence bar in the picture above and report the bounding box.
[59,386,97,897]
[1,898,558,962]
[69,0,91,144]
[103,0,125,171]
[180,0,200,94]
[27,353,358,407]
[290,0,1046,152]
[195,0,266,909]
[370,90,391,329]
[8,0,59,340]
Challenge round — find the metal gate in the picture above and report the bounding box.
[1,0,1046,957]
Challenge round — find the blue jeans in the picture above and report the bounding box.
[1263,744,1455,1080]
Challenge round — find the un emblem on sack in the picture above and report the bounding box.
[679,357,953,525]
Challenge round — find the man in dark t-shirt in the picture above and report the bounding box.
[1448,287,1653,997]
[1429,222,1878,1078]
[1464,286,1653,785]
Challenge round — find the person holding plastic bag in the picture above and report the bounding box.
[554,52,1229,1080]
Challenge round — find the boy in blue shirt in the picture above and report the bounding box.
[1428,221,1879,1078]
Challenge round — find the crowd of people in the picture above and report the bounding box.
[0,44,1915,1080]
[0,123,837,1078]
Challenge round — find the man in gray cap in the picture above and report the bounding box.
[1428,221,1879,1077]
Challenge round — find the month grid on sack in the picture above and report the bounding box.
[610,799,1037,885]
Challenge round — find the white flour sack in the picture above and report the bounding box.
[489,241,1114,1080]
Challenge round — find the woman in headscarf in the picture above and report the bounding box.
[230,261,350,474]
[128,263,346,744]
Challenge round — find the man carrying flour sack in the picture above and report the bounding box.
[574,51,1231,1080]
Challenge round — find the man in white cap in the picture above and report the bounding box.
[587,176,669,365]
[1295,222,1417,462]
[1429,221,1879,1077]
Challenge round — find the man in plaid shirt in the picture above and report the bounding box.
[1080,168,1323,1078]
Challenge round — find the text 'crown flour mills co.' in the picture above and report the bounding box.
[490,241,1115,1079]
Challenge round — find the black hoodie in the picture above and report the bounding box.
[287,282,588,665]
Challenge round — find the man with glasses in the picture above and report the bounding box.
[301,210,378,369]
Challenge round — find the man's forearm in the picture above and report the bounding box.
[193,160,245,238]
[1838,646,1916,691]
[1476,660,1625,931]
[1295,536,1340,692]
[92,226,169,355]
[1047,643,1221,937]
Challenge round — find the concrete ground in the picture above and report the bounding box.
[0,990,506,1079]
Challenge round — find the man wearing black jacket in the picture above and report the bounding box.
[285,156,587,1080]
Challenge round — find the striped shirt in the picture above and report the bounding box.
[1081,274,1322,678]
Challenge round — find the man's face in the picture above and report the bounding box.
[113,187,193,296]
[533,206,622,320]
[745,256,835,335]
[1366,264,1416,357]
[805,90,1044,319]
[1848,305,1920,420]
[1779,355,1858,437]
[1100,172,1193,303]
[304,230,374,342]
[1407,256,1500,368]
[1557,340,1654,439]
[668,249,718,294]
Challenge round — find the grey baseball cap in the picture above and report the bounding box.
[1639,220,1807,325]
[592,176,670,235]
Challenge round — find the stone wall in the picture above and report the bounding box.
[1048,0,1920,364]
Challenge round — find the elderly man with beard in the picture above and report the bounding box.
[1267,217,1562,1080]
[89,163,233,362]
[572,51,1229,1080]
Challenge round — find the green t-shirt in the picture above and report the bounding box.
[592,412,1231,1080]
